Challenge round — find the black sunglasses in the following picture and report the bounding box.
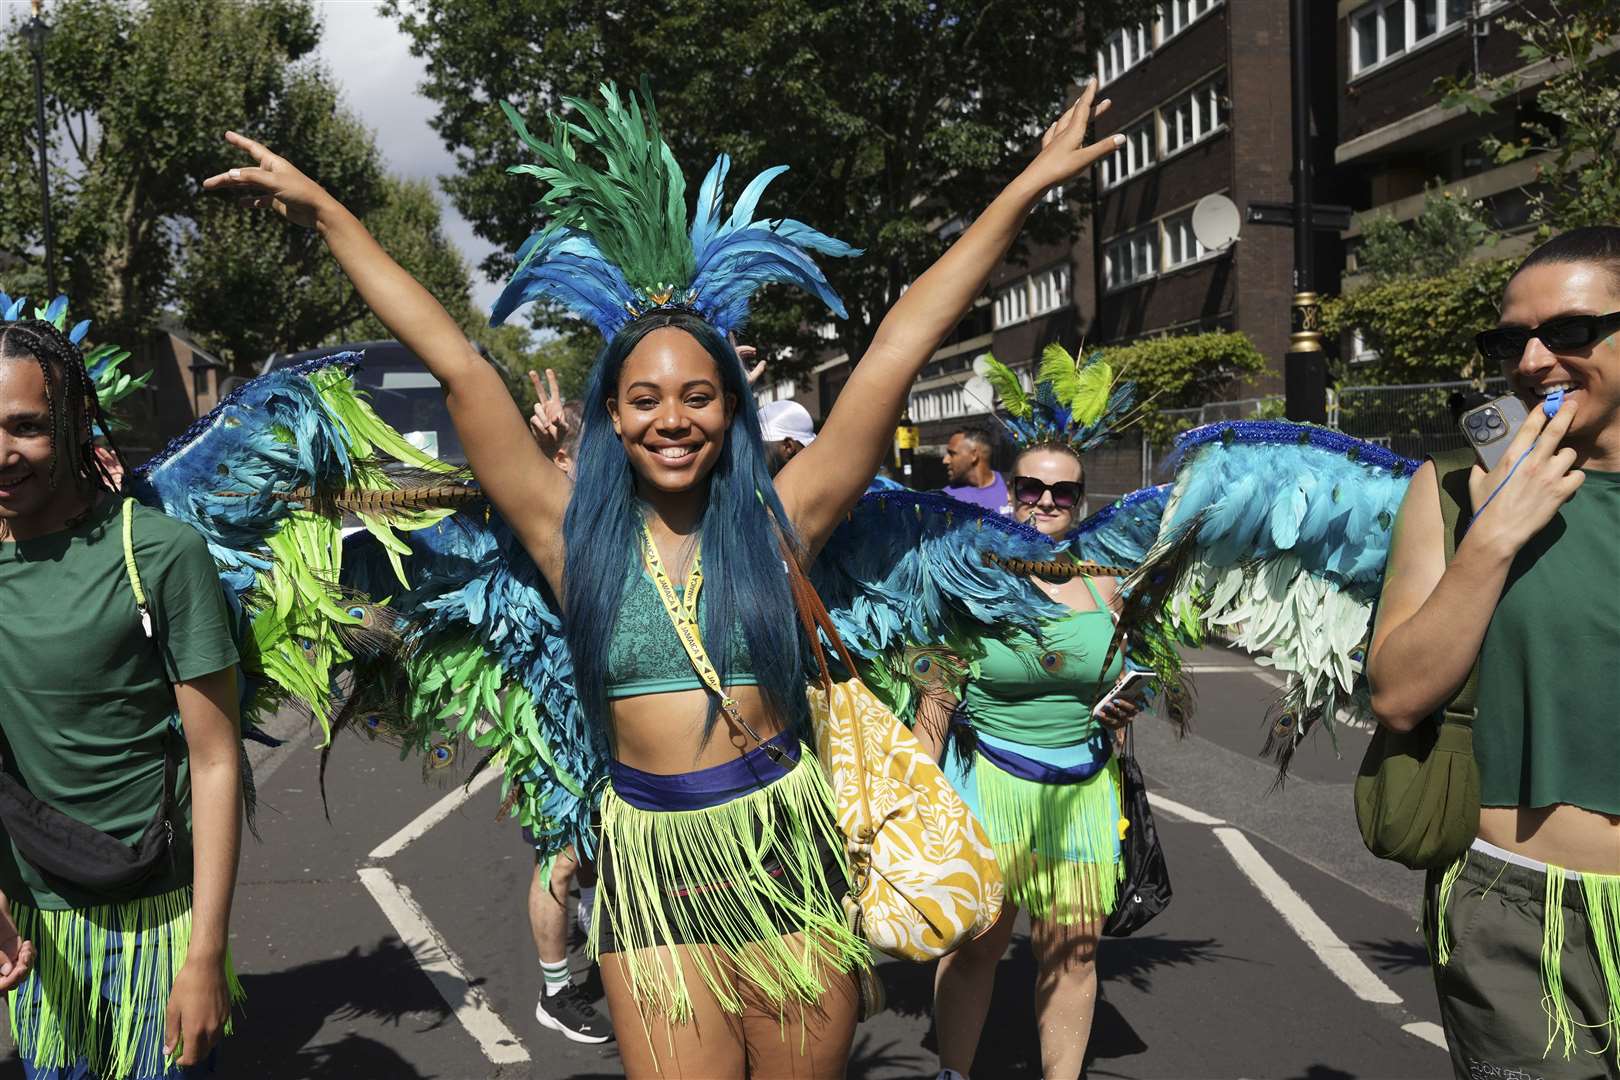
[1013,476,1082,509]
[1476,310,1620,364]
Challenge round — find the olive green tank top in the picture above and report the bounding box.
[963,577,1123,748]
[1475,469,1620,815]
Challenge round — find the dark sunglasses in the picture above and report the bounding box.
[1476,310,1620,364]
[1013,476,1082,509]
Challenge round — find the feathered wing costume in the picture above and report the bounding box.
[1109,420,1420,778]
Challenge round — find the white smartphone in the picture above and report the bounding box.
[1092,669,1158,721]
[1459,393,1530,470]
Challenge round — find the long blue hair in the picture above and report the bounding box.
[562,310,807,742]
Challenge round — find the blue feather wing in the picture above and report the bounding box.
[1121,421,1419,772]
[1070,484,1171,570]
[342,507,603,863]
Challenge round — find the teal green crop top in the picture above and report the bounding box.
[603,570,760,699]
[963,577,1122,748]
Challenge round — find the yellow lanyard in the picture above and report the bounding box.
[639,522,787,763]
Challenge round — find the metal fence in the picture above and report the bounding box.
[1330,378,1508,460]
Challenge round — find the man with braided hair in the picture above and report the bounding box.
[0,318,243,1079]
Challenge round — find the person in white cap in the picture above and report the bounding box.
[758,399,818,474]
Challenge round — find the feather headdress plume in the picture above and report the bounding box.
[980,343,1136,455]
[491,79,860,338]
[1,293,151,419]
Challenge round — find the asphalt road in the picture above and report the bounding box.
[2,645,1451,1079]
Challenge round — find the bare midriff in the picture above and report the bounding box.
[608,684,791,774]
[1478,805,1620,875]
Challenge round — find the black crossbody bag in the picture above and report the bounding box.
[0,499,182,896]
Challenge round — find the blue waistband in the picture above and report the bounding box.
[976,730,1112,785]
[608,730,801,811]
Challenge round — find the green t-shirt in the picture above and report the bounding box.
[0,497,238,910]
[1476,469,1620,816]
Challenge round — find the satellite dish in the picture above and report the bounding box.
[1192,194,1241,252]
[971,353,994,378]
[962,375,995,411]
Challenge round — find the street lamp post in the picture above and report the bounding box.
[1284,0,1327,424]
[20,0,56,298]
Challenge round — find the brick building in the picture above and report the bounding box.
[776,0,1605,487]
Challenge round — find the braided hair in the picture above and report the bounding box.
[0,319,128,495]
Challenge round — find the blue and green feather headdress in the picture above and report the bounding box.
[981,344,1136,455]
[490,80,860,338]
[1,292,151,423]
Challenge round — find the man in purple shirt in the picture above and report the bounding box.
[940,426,1010,515]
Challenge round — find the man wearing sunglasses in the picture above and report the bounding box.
[941,426,1011,514]
[1368,227,1620,1079]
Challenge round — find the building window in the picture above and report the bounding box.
[1031,265,1072,315]
[1097,24,1150,86]
[1349,0,1475,76]
[1161,0,1219,41]
[1162,78,1226,157]
[1104,229,1159,290]
[1350,329,1380,364]
[1162,211,1209,269]
[993,278,1032,328]
[1101,117,1155,189]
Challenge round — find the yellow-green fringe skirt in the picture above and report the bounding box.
[7,886,244,1078]
[591,749,868,1024]
[965,751,1125,925]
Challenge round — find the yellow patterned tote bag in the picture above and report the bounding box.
[787,556,1003,960]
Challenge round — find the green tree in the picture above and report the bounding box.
[1094,330,1269,447]
[1356,189,1495,284]
[1439,0,1620,231]
[0,0,391,368]
[1322,258,1515,385]
[384,0,1158,379]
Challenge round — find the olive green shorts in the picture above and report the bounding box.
[1424,841,1620,1080]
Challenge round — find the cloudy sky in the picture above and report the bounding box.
[314,1,503,313]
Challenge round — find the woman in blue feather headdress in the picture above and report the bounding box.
[912,345,1146,1080]
[206,77,1124,1074]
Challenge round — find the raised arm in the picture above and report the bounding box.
[1367,401,1583,730]
[202,132,570,582]
[780,81,1121,555]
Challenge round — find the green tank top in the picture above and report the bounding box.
[963,577,1123,748]
[604,570,759,699]
[1475,469,1620,815]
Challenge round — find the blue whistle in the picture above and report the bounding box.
[1544,387,1565,419]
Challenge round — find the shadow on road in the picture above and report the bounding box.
[230,936,457,1079]
[1354,936,1430,976]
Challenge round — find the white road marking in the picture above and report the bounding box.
[358,867,530,1065]
[1183,664,1270,674]
[1213,827,1403,1006]
[1147,791,1227,826]
[1402,1021,1448,1049]
[369,765,502,861]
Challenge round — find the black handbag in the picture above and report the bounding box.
[1103,731,1171,937]
[0,738,180,895]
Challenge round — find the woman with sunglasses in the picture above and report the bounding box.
[1368,226,1620,1077]
[914,355,1141,1080]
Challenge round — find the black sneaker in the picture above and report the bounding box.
[535,983,614,1044]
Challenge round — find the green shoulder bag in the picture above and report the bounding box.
[1353,448,1481,870]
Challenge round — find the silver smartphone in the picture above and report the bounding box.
[1459,394,1530,470]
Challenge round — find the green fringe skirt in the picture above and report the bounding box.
[7,886,244,1078]
[591,744,868,1024]
[952,739,1125,926]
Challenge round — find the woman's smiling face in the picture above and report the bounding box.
[606,327,736,494]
